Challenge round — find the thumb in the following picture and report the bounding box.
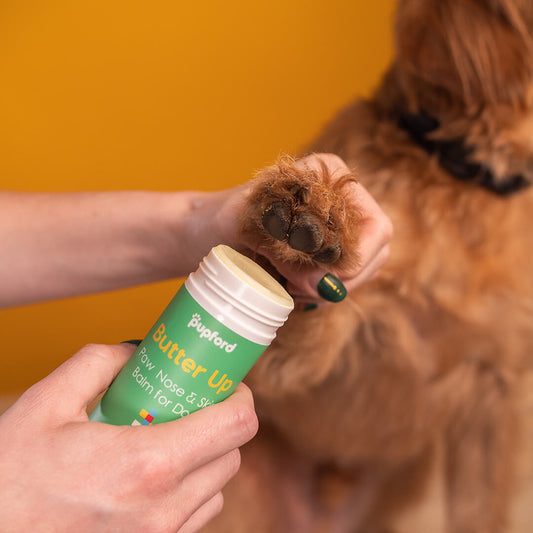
[27,343,136,421]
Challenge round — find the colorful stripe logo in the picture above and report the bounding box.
[131,408,158,426]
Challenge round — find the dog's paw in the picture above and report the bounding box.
[239,156,361,269]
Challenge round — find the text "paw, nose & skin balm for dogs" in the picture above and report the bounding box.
[89,245,293,425]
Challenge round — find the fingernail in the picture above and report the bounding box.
[121,339,142,346]
[304,303,318,312]
[317,273,346,302]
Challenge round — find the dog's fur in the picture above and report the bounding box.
[204,1,533,531]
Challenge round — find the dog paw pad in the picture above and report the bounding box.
[261,201,291,242]
[287,217,323,253]
[312,243,342,263]
[240,157,361,270]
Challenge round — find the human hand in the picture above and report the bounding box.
[199,153,392,306]
[0,343,258,533]
[259,153,393,305]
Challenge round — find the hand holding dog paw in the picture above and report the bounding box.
[0,343,258,532]
[182,152,392,305]
[231,153,393,304]
[271,153,393,304]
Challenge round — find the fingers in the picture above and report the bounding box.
[173,450,238,530]
[136,383,258,479]
[273,154,393,304]
[19,343,136,422]
[342,242,391,291]
[350,181,394,281]
[287,243,390,303]
[19,342,257,466]
[178,492,224,533]
[105,383,256,531]
[274,234,390,305]
[294,152,350,177]
[3,343,255,532]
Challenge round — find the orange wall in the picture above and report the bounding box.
[0,0,396,393]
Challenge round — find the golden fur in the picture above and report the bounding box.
[205,1,533,531]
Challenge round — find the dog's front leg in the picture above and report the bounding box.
[235,154,362,396]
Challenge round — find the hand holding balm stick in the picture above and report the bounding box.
[89,245,294,425]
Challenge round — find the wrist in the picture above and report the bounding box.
[179,189,235,270]
[148,186,247,280]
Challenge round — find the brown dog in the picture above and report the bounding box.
[205,1,533,531]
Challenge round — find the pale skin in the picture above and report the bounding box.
[0,344,258,533]
[0,154,392,308]
[0,153,392,531]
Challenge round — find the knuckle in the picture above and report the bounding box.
[126,451,170,497]
[230,404,259,441]
[77,342,129,376]
[78,342,113,356]
[299,153,349,177]
[315,152,345,167]
[142,462,169,491]
[376,214,394,244]
[76,343,118,368]
[137,515,172,533]
[327,153,347,168]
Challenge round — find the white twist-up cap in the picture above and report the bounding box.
[185,245,294,345]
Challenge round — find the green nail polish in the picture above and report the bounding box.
[304,303,318,312]
[317,273,347,302]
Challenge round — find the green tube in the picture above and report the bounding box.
[89,245,293,425]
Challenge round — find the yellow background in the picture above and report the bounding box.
[0,1,396,393]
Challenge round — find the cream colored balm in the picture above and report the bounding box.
[89,245,293,425]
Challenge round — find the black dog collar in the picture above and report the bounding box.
[398,110,530,196]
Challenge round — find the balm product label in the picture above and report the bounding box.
[89,244,293,426]
[92,286,265,426]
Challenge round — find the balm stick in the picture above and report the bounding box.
[89,245,293,425]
